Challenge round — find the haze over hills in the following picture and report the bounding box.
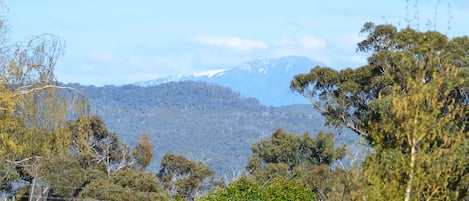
[64,56,363,178]
[68,81,360,178]
[134,56,323,106]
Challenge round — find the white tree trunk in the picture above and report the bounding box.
[404,140,417,201]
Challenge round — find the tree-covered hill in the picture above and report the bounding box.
[67,81,359,177]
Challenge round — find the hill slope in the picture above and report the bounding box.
[68,81,358,177]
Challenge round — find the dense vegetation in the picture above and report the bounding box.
[291,22,469,200]
[0,1,468,200]
[68,81,359,177]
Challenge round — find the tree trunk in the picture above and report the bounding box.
[404,140,417,201]
[29,176,36,201]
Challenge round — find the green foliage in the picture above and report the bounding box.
[0,4,167,200]
[78,169,169,201]
[291,22,469,199]
[10,116,167,201]
[0,8,89,199]
[291,22,469,141]
[199,174,317,201]
[68,81,359,177]
[245,128,350,200]
[24,118,167,201]
[64,115,132,175]
[303,165,358,201]
[133,132,153,171]
[247,128,346,183]
[363,53,468,200]
[263,178,317,201]
[200,174,262,200]
[0,158,19,192]
[42,158,88,198]
[158,153,215,201]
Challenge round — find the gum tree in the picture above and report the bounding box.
[0,10,88,198]
[291,22,469,199]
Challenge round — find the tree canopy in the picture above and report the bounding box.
[64,115,133,175]
[199,174,317,201]
[133,132,153,171]
[157,153,215,201]
[291,22,469,200]
[0,9,89,199]
[246,128,346,182]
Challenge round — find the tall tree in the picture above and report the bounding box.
[291,22,469,199]
[0,8,88,199]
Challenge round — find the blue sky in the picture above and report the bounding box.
[4,0,469,86]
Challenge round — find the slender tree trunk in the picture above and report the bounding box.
[29,176,36,201]
[405,140,417,201]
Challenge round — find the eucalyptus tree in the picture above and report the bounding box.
[158,153,215,201]
[133,132,153,171]
[246,128,347,200]
[0,10,88,199]
[291,22,469,200]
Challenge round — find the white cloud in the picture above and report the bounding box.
[299,35,326,49]
[269,35,328,63]
[196,36,268,51]
[267,34,368,68]
[272,35,327,50]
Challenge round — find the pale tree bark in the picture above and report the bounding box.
[6,156,44,201]
[404,139,417,201]
[93,144,133,176]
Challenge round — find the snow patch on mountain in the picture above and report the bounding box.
[258,68,267,74]
[239,63,252,72]
[193,69,227,78]
[133,56,323,106]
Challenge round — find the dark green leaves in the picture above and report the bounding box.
[247,128,346,183]
[291,22,469,200]
[158,153,215,200]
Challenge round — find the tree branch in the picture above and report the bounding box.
[13,84,87,98]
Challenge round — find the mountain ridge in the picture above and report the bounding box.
[133,56,323,106]
[68,81,360,178]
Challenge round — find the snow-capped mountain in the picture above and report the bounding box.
[134,56,323,106]
[136,69,228,86]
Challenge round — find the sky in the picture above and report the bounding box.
[3,0,469,86]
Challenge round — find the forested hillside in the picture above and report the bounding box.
[68,81,359,177]
[2,1,468,199]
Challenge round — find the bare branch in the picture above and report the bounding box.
[342,115,368,138]
[13,84,87,98]
[5,156,43,166]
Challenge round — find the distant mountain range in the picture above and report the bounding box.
[65,56,363,178]
[134,56,323,106]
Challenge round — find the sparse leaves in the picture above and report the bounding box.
[133,132,153,171]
